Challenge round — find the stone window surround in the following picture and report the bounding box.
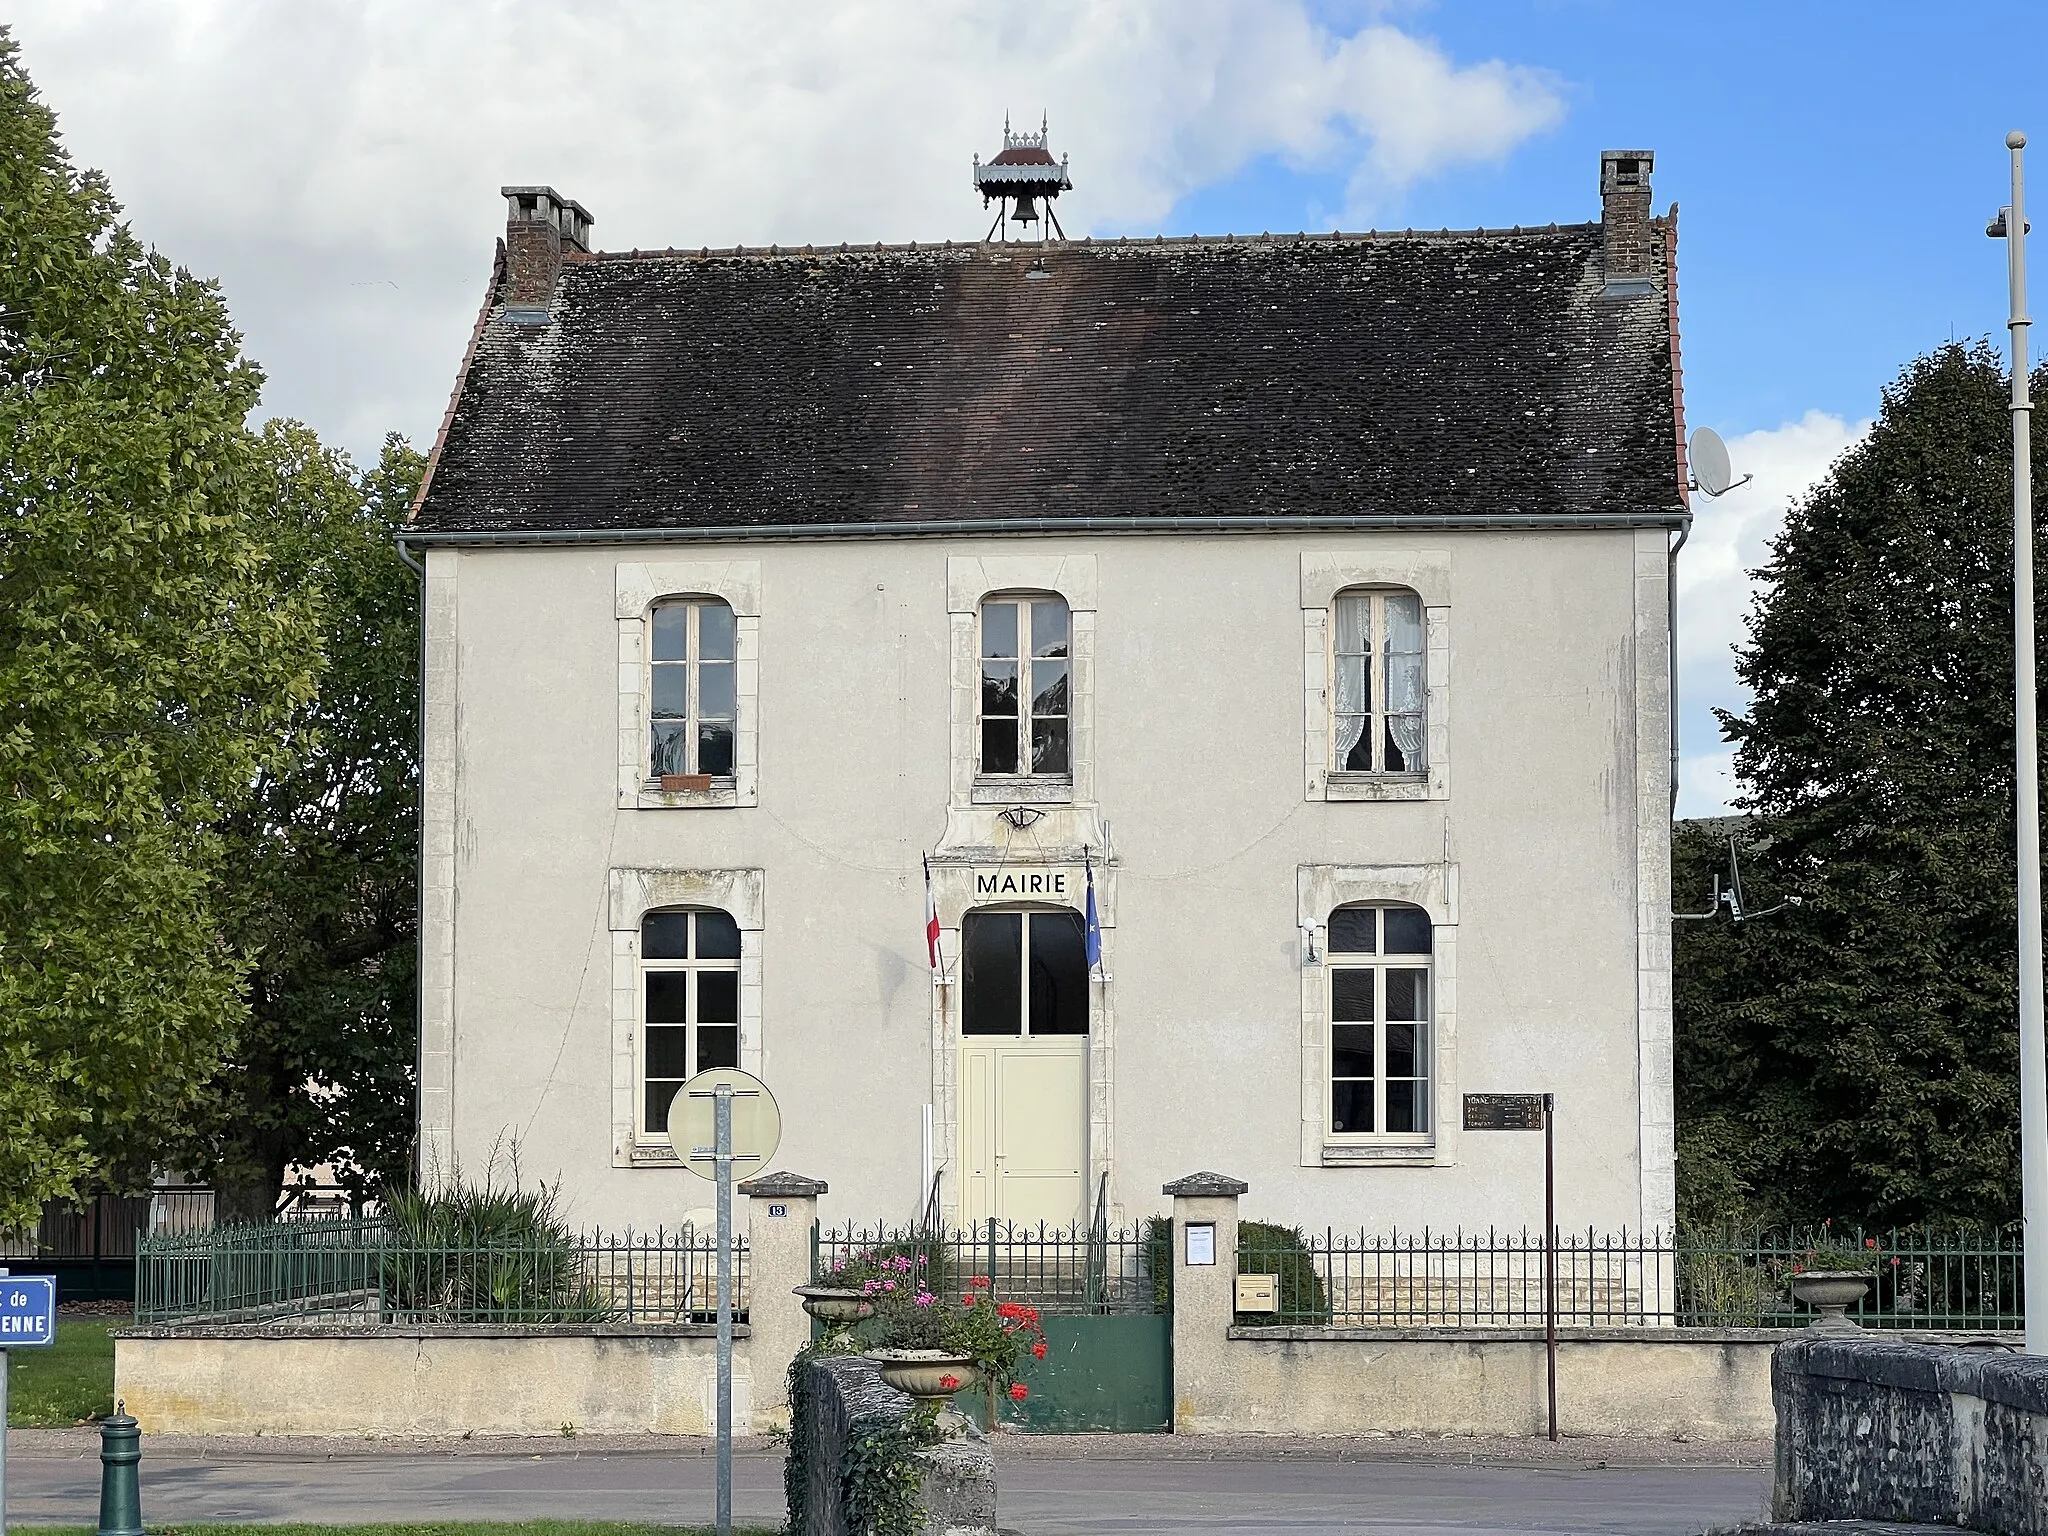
[609,866,765,1168]
[922,854,1117,1226]
[615,560,761,809]
[947,555,1097,809]
[1297,862,1458,1169]
[1301,551,1450,803]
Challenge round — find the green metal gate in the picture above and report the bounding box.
[815,1207,1173,1433]
[997,1310,1170,1432]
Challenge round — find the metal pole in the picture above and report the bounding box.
[1998,131,2048,1357]
[715,1084,734,1536]
[1544,1095,1558,1442]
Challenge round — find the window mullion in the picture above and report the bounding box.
[1370,596,1386,773]
[684,966,700,1089]
[685,604,700,775]
[1374,961,1388,1137]
[1018,914,1032,1036]
[1016,602,1032,773]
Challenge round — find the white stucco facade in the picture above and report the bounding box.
[418,526,1675,1238]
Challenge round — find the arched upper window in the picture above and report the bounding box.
[979,595,1070,776]
[1332,589,1425,775]
[650,598,737,779]
[961,908,1088,1036]
[639,906,741,1137]
[1326,903,1432,1138]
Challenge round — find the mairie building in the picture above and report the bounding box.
[403,138,1690,1241]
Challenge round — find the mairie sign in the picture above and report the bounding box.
[0,1275,56,1347]
[970,867,1078,900]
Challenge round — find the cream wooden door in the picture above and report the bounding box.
[960,1037,1087,1228]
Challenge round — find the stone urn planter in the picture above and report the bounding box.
[793,1285,874,1349]
[1788,1270,1874,1330]
[868,1349,983,1434]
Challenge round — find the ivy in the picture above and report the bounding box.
[783,1345,819,1536]
[841,1406,943,1536]
[784,1341,944,1536]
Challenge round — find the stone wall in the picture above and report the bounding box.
[117,1325,747,1436]
[1201,1326,1778,1438]
[792,1355,995,1536]
[1774,1334,2048,1533]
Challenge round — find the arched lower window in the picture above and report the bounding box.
[639,906,741,1136]
[1333,589,1425,774]
[1327,903,1432,1137]
[650,598,737,778]
[979,595,1070,776]
[961,909,1088,1035]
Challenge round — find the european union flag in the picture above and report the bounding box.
[1084,849,1103,974]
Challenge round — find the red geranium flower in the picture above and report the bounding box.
[940,1373,960,1390]
[969,1275,991,1288]
[1010,1383,1029,1401]
[961,1294,976,1306]
[1032,1341,1047,1359]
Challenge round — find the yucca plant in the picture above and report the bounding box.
[380,1171,616,1323]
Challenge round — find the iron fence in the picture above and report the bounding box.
[815,1218,1169,1316]
[1233,1224,2025,1331]
[137,1218,746,1327]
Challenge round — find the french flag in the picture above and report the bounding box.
[924,854,942,972]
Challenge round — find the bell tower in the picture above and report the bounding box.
[972,114,1073,241]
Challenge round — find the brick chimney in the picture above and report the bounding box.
[501,186,593,307]
[1599,150,1655,295]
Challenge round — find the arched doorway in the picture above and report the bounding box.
[958,907,1089,1227]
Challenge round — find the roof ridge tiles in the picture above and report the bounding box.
[578,221,1602,263]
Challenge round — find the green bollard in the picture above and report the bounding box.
[96,1402,143,1536]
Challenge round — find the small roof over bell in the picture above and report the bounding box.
[973,113,1073,202]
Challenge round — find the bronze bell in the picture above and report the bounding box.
[1012,194,1039,224]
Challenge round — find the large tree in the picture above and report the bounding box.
[0,29,318,1232]
[1676,342,2048,1230]
[165,425,423,1223]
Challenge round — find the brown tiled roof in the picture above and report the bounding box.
[412,225,1684,536]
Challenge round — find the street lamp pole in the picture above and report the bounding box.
[1992,129,2048,1356]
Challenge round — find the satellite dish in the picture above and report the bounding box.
[675,1067,782,1181]
[1688,427,1749,497]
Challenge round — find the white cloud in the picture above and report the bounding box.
[1674,410,1870,818]
[5,2,1562,457]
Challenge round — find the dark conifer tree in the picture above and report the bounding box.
[1677,342,2047,1228]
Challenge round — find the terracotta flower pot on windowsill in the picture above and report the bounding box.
[660,774,713,793]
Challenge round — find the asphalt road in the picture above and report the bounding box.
[6,1432,1774,1535]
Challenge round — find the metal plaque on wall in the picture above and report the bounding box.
[1463,1093,1548,1131]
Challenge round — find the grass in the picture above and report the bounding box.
[32,1529,782,1536]
[5,1313,123,1427]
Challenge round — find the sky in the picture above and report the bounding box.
[7,1,2044,817]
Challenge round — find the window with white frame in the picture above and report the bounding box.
[1332,589,1425,775]
[1327,903,1432,1138]
[650,598,736,779]
[639,907,742,1137]
[979,595,1070,777]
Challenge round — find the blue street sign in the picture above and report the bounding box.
[0,1276,57,1347]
